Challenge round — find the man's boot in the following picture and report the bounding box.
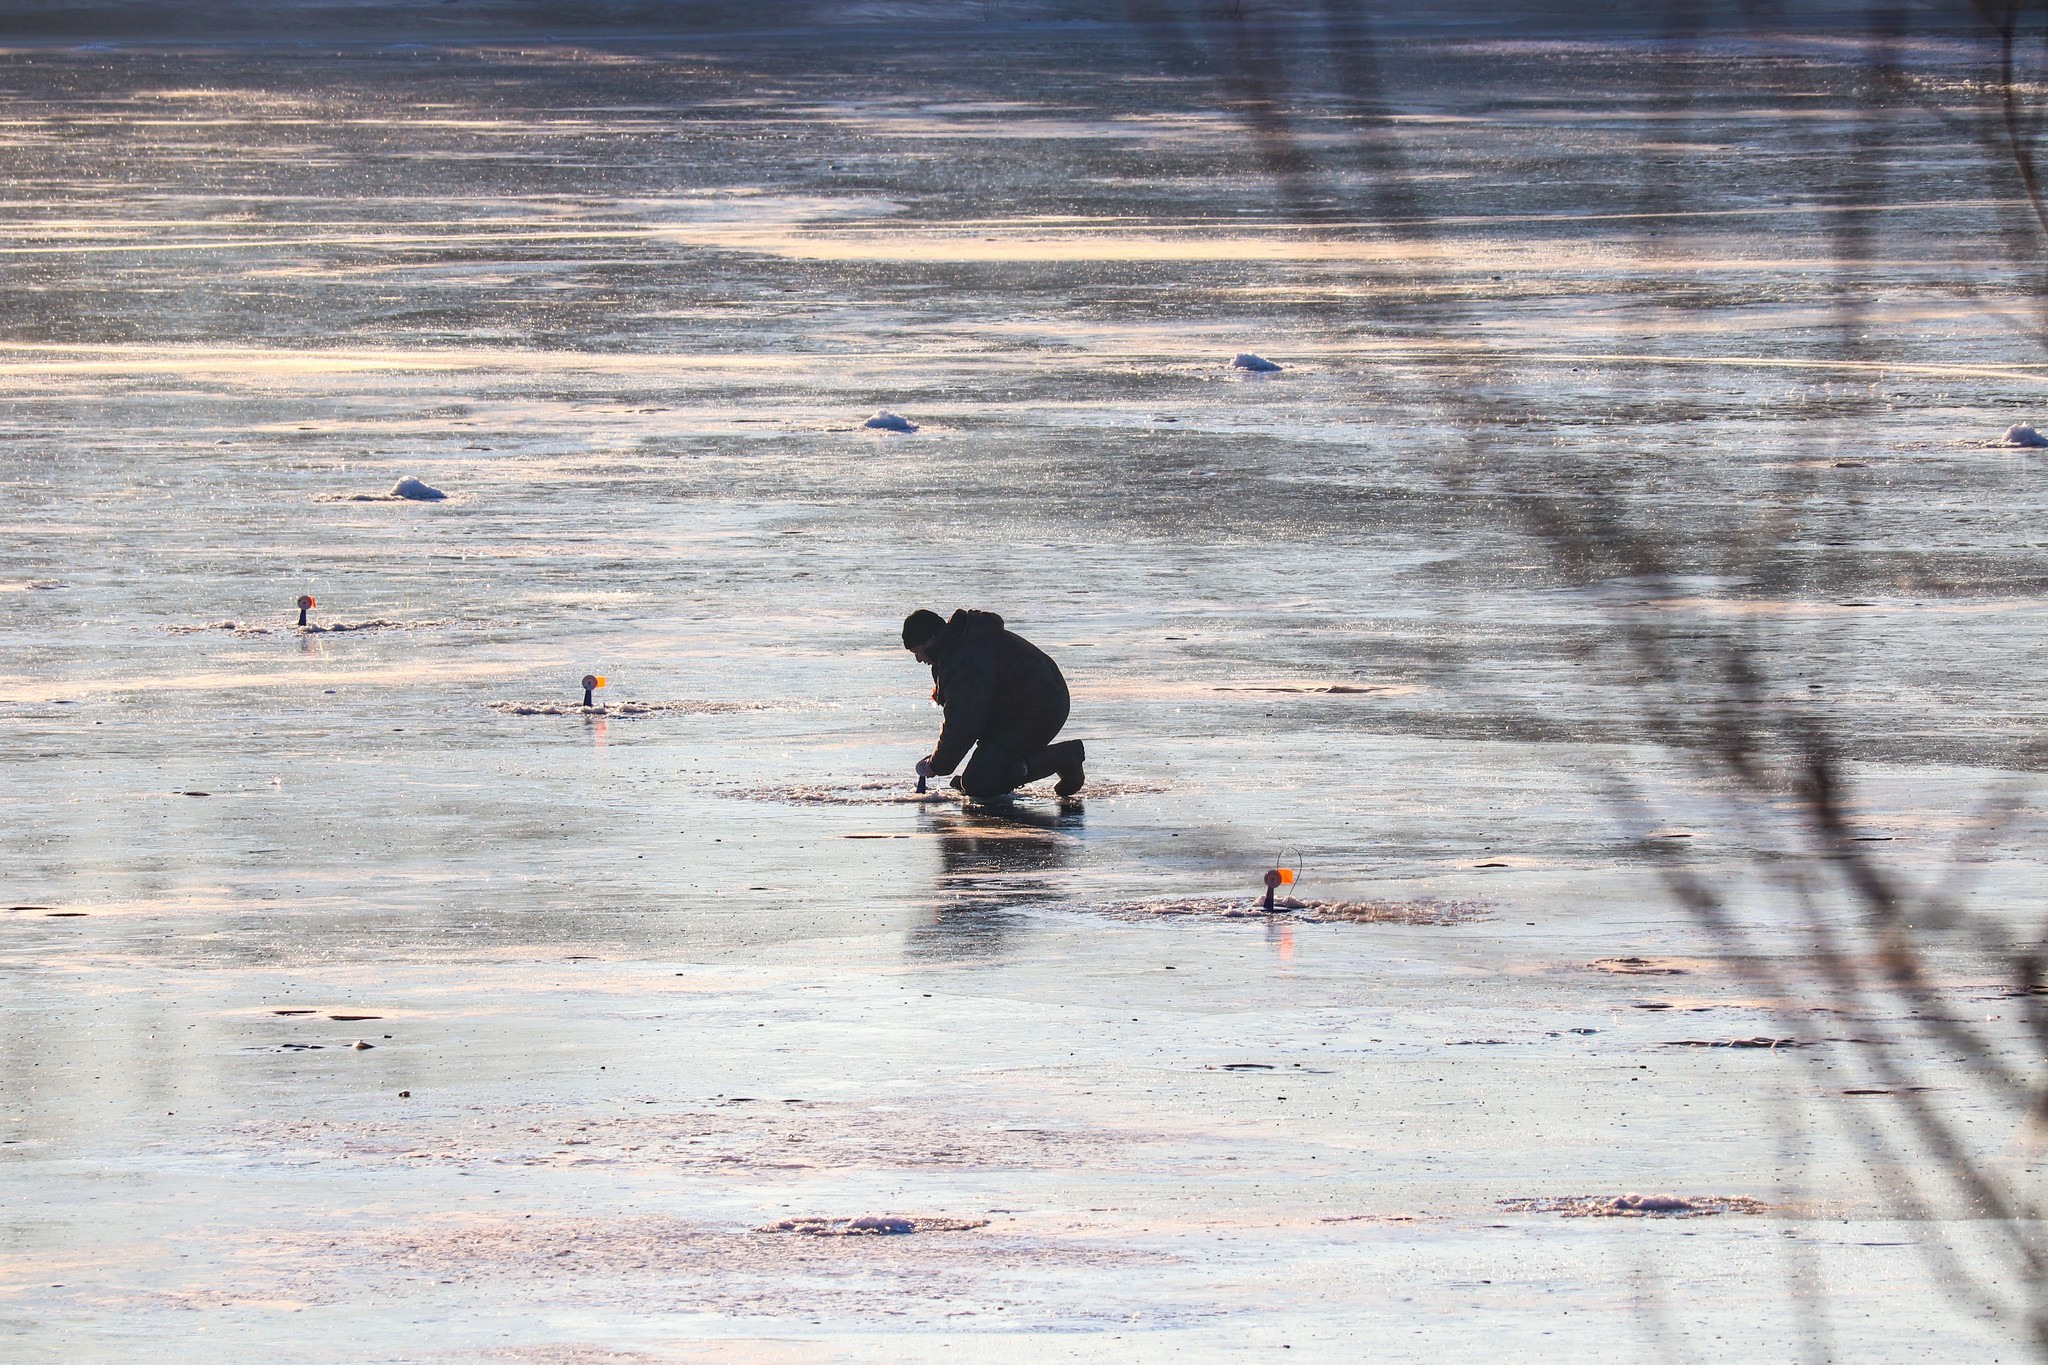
[1051,740,1086,797]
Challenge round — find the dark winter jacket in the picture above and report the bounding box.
[926,609,1070,775]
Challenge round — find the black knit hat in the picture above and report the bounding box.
[901,609,946,651]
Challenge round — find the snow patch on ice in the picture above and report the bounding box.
[489,698,773,717]
[327,476,450,503]
[726,776,1168,805]
[176,618,435,635]
[864,410,918,432]
[168,621,276,637]
[1214,683,1386,696]
[1080,895,1487,925]
[758,1215,988,1236]
[299,620,419,634]
[730,781,956,806]
[1500,1194,1769,1218]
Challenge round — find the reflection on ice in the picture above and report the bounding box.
[909,803,1082,959]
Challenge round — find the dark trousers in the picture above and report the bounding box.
[956,703,1077,800]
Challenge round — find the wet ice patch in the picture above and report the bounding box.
[1079,895,1487,925]
[2000,423,2048,448]
[1500,1194,1769,1219]
[231,1209,1171,1325]
[214,1096,1133,1177]
[758,1215,989,1236]
[1039,777,1166,797]
[864,410,918,432]
[1231,352,1283,372]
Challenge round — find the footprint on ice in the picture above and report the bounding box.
[864,410,918,432]
[1232,353,1284,372]
[2003,423,2048,447]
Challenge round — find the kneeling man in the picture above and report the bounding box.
[902,608,1085,800]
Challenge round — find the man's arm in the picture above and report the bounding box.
[928,645,996,775]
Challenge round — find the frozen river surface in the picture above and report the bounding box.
[3,7,2046,1360]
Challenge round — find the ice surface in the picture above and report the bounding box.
[0,11,2036,1363]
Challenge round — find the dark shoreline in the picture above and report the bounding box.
[0,0,2000,46]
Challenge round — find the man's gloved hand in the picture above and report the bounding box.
[915,755,936,781]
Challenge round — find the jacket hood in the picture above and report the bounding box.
[941,608,1005,645]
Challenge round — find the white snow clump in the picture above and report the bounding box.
[864,410,918,433]
[2003,423,2048,448]
[1232,353,1283,372]
[391,476,447,501]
